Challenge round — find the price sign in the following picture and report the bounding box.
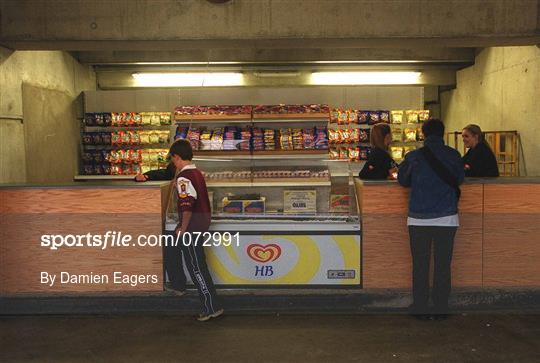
[283,190,317,214]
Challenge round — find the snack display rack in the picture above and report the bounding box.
[164,107,361,286]
[77,112,173,179]
[327,108,429,169]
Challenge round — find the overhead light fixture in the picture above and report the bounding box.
[254,71,300,78]
[132,72,244,87]
[310,71,422,85]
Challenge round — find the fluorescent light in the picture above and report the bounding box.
[254,71,300,78]
[310,71,421,85]
[132,72,244,87]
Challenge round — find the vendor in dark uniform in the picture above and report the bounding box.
[134,162,175,181]
[359,123,398,180]
[461,124,499,177]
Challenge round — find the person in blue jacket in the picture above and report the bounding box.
[398,119,464,320]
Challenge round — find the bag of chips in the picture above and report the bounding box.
[111,112,120,127]
[359,129,370,143]
[141,113,152,126]
[84,113,96,126]
[91,133,103,145]
[392,127,403,142]
[150,113,161,126]
[103,113,112,127]
[391,110,404,124]
[339,148,349,160]
[329,147,340,160]
[349,147,360,161]
[330,109,340,124]
[338,110,348,125]
[160,113,172,125]
[391,147,404,160]
[358,111,369,124]
[405,110,418,123]
[404,128,417,142]
[350,128,360,143]
[380,111,390,123]
[418,110,430,122]
[149,131,160,144]
[369,111,381,125]
[348,110,358,124]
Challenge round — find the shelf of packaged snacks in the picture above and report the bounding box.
[252,180,331,187]
[206,180,332,188]
[84,126,172,132]
[193,150,252,158]
[82,144,169,150]
[206,182,252,187]
[175,114,252,121]
[251,150,328,158]
[251,118,329,124]
[252,113,329,120]
[73,175,135,180]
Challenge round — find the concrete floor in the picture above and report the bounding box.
[1,314,539,362]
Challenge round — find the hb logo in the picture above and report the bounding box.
[247,243,281,277]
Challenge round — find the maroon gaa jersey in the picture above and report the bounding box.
[175,164,212,232]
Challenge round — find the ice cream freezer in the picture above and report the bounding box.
[164,214,362,288]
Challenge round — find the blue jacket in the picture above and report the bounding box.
[398,136,464,218]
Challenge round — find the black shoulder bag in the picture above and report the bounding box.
[420,147,461,200]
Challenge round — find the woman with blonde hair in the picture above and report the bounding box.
[461,124,499,177]
[359,123,397,179]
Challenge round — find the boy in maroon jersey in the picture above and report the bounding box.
[169,139,223,321]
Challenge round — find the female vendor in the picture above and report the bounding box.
[359,123,398,180]
[461,124,499,177]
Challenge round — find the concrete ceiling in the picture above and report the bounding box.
[1,0,538,87]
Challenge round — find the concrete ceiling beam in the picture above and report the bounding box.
[1,0,539,48]
[73,47,475,65]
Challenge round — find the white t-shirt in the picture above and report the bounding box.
[407,214,459,227]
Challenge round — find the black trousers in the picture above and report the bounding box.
[164,232,221,315]
[408,226,457,314]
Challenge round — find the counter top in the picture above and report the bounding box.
[0,181,170,189]
[357,176,540,185]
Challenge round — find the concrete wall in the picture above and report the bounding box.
[441,46,540,176]
[0,50,96,183]
[84,87,423,112]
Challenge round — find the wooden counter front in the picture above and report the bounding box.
[357,178,540,289]
[0,182,170,295]
[358,182,482,289]
[483,184,540,287]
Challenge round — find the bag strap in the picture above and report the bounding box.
[420,147,461,199]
